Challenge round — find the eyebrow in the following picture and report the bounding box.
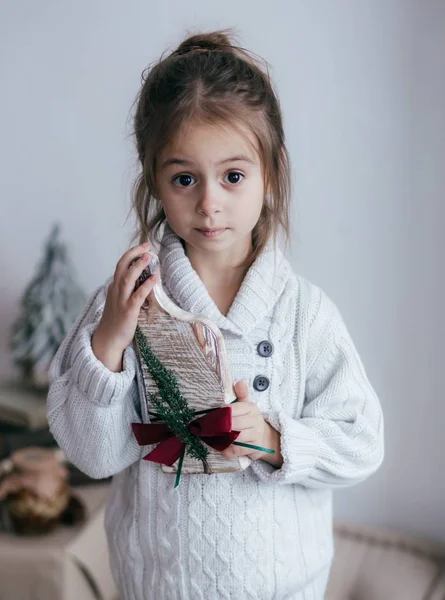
[160,155,256,170]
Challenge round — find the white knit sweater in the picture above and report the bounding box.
[47,227,384,600]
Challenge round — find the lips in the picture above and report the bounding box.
[196,228,227,238]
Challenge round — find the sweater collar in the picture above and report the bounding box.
[158,225,292,336]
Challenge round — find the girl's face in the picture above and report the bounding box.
[156,120,265,260]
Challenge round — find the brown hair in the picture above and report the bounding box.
[130,29,291,264]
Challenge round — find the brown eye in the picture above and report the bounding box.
[224,172,244,185]
[173,174,196,187]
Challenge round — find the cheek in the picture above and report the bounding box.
[235,190,263,226]
[163,204,188,236]
[247,205,263,229]
[161,193,188,223]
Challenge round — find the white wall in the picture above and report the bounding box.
[1,1,444,541]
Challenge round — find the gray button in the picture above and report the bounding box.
[253,375,270,392]
[257,340,274,357]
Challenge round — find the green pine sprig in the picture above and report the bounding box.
[135,326,209,463]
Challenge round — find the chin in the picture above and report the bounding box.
[198,230,254,253]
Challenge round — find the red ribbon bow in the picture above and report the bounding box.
[132,407,240,466]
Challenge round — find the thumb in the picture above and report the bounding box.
[234,380,249,402]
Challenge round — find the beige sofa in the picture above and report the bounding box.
[326,523,445,600]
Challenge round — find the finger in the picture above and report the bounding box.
[128,252,153,290]
[118,252,154,303]
[114,242,151,282]
[234,381,249,402]
[129,273,157,310]
[231,411,255,430]
[230,428,255,442]
[221,444,263,461]
[222,444,250,458]
[230,403,252,418]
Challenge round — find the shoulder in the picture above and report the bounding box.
[289,275,361,378]
[285,271,352,367]
[66,274,114,335]
[269,248,340,330]
[48,275,114,379]
[81,276,113,320]
[284,268,340,332]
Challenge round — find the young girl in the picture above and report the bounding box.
[47,30,384,600]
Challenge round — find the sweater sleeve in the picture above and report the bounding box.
[250,287,384,487]
[46,281,143,479]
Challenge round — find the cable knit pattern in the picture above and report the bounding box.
[47,225,384,599]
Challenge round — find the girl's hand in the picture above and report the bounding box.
[222,381,283,466]
[92,242,157,372]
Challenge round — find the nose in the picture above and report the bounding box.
[196,181,222,216]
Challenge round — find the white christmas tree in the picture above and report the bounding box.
[10,224,86,390]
